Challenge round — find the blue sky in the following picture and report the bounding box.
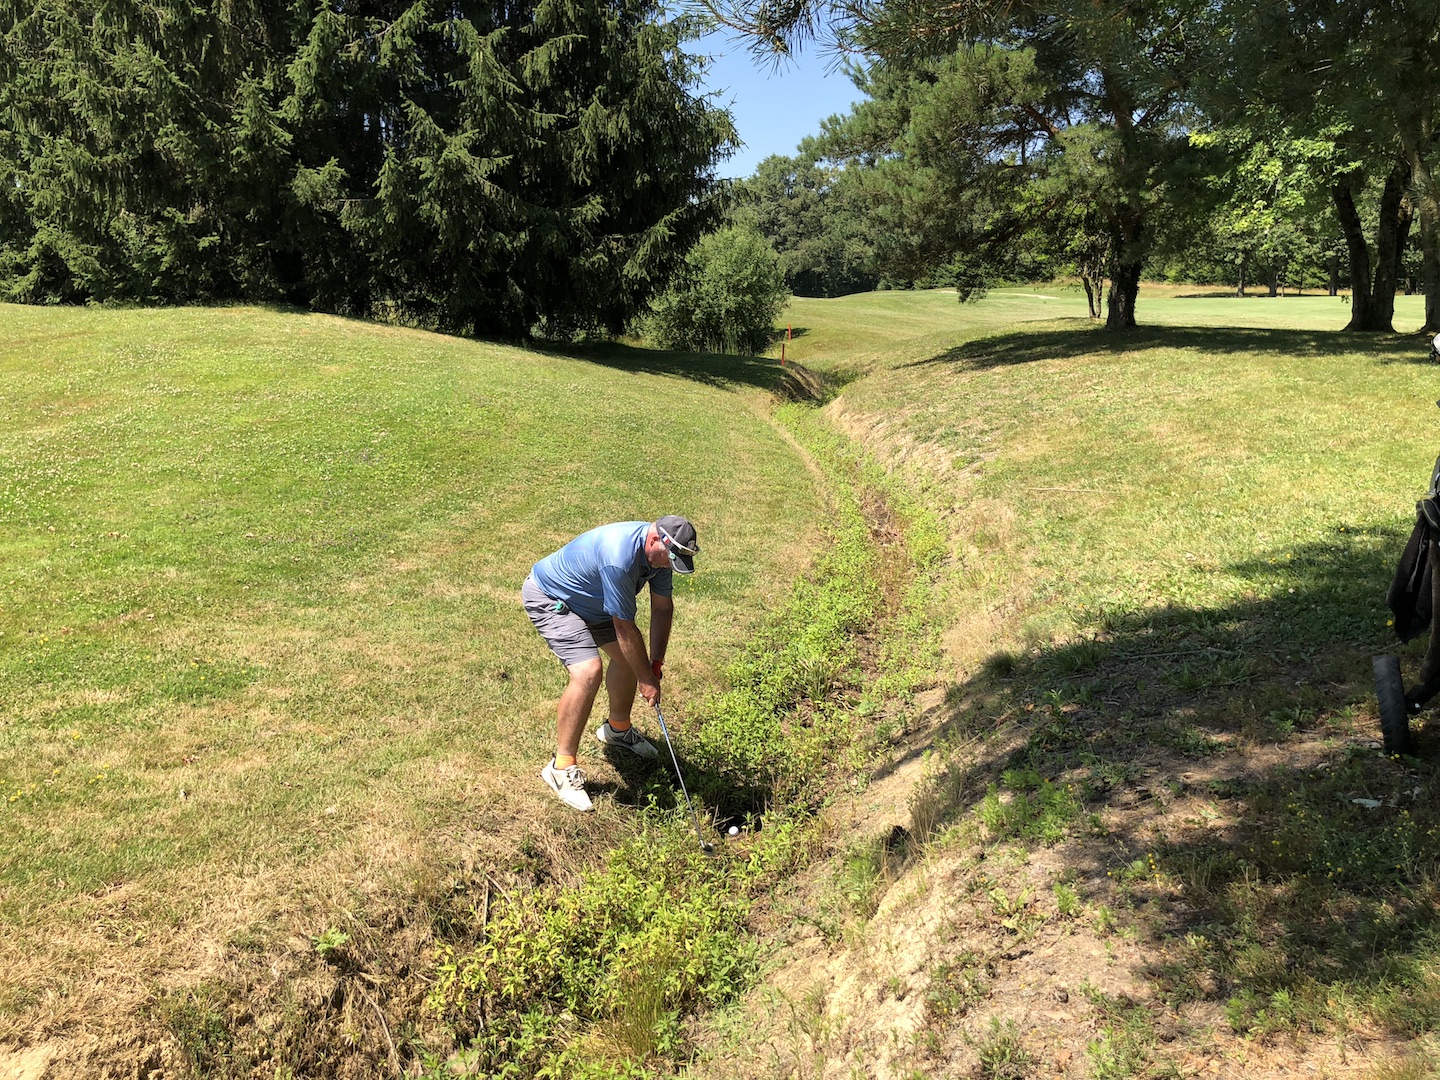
[692,31,867,179]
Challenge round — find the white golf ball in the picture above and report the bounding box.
[727,825,740,837]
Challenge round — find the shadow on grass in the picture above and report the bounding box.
[539,340,788,394]
[909,518,1440,1036]
[905,324,1429,372]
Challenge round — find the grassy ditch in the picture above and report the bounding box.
[749,286,1440,1075]
[421,379,945,1077]
[0,303,837,1071]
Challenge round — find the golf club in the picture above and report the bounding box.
[653,702,712,853]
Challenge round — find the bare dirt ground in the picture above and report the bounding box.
[686,691,1433,1080]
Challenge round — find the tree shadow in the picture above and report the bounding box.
[904,324,1427,372]
[901,518,1440,1036]
[538,340,790,394]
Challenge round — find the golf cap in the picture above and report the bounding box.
[656,515,699,575]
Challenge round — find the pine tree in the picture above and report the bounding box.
[0,0,734,335]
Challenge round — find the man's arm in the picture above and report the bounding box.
[649,593,674,666]
[613,617,662,705]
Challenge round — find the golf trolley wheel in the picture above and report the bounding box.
[1374,654,1413,756]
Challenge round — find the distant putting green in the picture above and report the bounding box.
[0,304,822,1027]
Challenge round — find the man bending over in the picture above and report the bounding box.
[522,516,699,811]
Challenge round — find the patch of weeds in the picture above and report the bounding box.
[1154,724,1225,757]
[1161,846,1240,898]
[1264,705,1311,738]
[1083,986,1175,1080]
[982,650,1020,679]
[968,1017,1033,1080]
[1025,709,1086,754]
[977,767,1080,846]
[1163,663,1209,694]
[1053,881,1083,919]
[924,953,987,1020]
[1371,1045,1440,1080]
[687,406,935,811]
[1091,904,1119,936]
[430,807,782,1074]
[1047,637,1107,676]
[156,985,236,1076]
[1080,754,1144,798]
[909,774,948,845]
[1225,987,1290,1035]
[838,841,887,920]
[988,885,1044,938]
[609,941,683,1060]
[1110,854,1164,897]
[1370,972,1440,1037]
[1237,759,1438,885]
[312,927,350,963]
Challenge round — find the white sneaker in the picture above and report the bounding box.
[595,721,659,760]
[540,759,593,811]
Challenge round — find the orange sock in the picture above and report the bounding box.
[608,718,632,732]
[555,754,577,769]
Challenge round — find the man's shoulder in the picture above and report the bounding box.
[587,521,649,561]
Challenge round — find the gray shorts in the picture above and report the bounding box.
[522,574,617,668]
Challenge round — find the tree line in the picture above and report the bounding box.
[5,0,1438,338]
[719,0,1440,334]
[0,0,733,338]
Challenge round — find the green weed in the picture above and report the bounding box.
[924,953,987,1020]
[968,1017,1033,1080]
[977,768,1080,846]
[1052,882,1083,919]
[312,928,349,962]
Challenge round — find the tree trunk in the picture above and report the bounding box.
[1104,216,1143,330]
[1237,253,1247,297]
[1267,264,1278,297]
[1329,254,1339,296]
[1333,176,1372,328]
[1106,258,1141,329]
[1334,158,1412,333]
[1367,157,1412,332]
[1423,223,1440,334]
[1404,140,1440,333]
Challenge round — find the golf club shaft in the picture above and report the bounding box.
[653,703,707,849]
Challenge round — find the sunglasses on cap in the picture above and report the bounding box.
[657,524,697,556]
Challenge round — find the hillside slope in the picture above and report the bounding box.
[690,287,1440,1079]
[0,305,825,1074]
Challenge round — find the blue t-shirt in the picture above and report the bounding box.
[530,521,673,624]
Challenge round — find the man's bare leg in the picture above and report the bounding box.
[556,657,603,765]
[600,640,638,730]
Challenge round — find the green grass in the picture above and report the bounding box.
[0,303,827,1036]
[13,283,1440,1075]
[772,284,1440,1070]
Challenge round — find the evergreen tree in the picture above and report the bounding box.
[0,0,734,336]
[708,1,1217,329]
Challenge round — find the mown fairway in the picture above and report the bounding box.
[709,285,1440,1077]
[0,304,824,1044]
[9,288,1440,1076]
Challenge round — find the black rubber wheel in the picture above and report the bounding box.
[1374,654,1413,756]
